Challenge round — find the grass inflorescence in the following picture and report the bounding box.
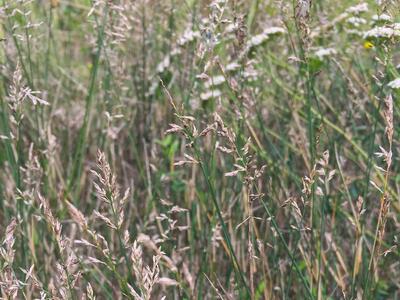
[0,0,399,299]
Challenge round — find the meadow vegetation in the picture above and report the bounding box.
[0,0,399,299]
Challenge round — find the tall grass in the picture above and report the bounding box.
[0,0,399,299]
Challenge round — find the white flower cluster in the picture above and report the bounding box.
[347,17,367,27]
[372,14,392,22]
[388,78,400,89]
[364,23,400,39]
[247,27,285,48]
[314,48,337,59]
[346,3,368,14]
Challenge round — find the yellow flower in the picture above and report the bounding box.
[364,41,374,49]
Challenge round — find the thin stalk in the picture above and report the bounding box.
[190,138,251,298]
[259,196,314,299]
[68,2,108,195]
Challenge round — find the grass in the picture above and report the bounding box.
[0,0,399,299]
